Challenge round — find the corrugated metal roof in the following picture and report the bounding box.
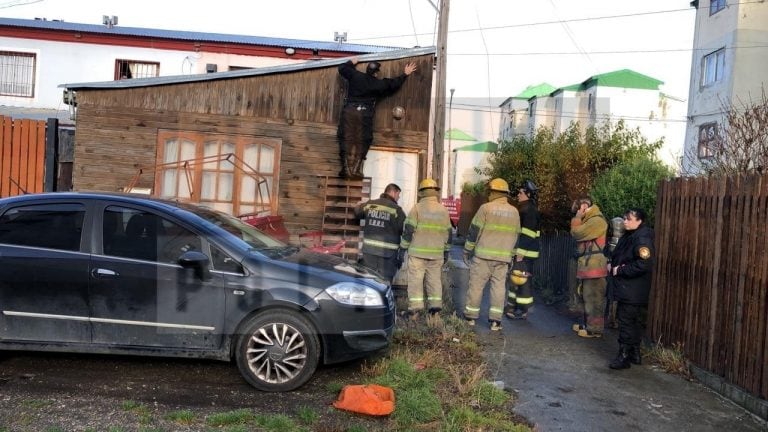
[60,46,436,90]
[0,17,397,53]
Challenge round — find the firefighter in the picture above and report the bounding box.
[463,178,520,331]
[506,180,541,320]
[608,208,654,369]
[337,58,417,179]
[355,183,406,282]
[570,196,609,338]
[399,178,452,317]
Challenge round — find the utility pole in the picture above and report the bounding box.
[447,88,455,197]
[430,0,450,185]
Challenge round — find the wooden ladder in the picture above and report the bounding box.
[319,176,372,259]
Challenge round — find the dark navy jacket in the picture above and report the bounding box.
[610,224,655,304]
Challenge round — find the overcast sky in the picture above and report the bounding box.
[3,0,697,106]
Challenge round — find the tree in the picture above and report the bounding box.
[684,90,768,176]
[476,120,662,230]
[590,157,674,226]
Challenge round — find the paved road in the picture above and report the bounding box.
[448,252,766,432]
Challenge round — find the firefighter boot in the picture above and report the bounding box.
[629,345,642,365]
[609,345,632,370]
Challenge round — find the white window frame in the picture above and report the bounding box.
[710,0,726,15]
[0,50,36,97]
[701,48,725,87]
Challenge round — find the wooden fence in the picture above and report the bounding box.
[0,116,47,197]
[650,175,768,400]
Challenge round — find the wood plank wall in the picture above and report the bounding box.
[0,116,46,197]
[72,55,434,236]
[649,175,768,400]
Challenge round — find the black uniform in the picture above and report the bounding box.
[610,223,654,360]
[337,61,409,178]
[355,194,406,281]
[508,200,541,316]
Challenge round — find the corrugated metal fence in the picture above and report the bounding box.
[0,116,47,197]
[650,175,767,400]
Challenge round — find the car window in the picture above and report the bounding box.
[211,245,244,274]
[103,206,202,264]
[0,203,85,252]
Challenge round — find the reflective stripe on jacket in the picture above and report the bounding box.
[356,194,406,258]
[570,205,608,279]
[464,197,520,263]
[514,200,541,258]
[400,196,452,259]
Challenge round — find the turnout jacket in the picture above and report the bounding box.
[400,196,452,260]
[514,200,541,258]
[570,205,608,279]
[464,197,520,263]
[610,224,654,304]
[356,194,406,258]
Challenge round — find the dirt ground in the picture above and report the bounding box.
[0,350,391,431]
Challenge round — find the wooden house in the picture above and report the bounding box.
[61,47,436,249]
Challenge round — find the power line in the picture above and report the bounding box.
[0,0,43,9]
[348,1,764,42]
[447,45,768,56]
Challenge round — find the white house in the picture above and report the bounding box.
[0,17,393,120]
[498,83,556,141]
[499,70,687,168]
[681,0,768,174]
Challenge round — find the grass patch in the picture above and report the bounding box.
[645,340,691,379]
[120,400,152,425]
[205,409,256,427]
[295,406,319,425]
[21,399,52,409]
[43,427,66,432]
[254,413,304,431]
[164,409,195,425]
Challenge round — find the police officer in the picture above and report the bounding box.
[506,180,540,320]
[400,179,452,317]
[355,183,406,281]
[608,208,654,369]
[337,58,417,179]
[463,178,520,331]
[570,196,609,338]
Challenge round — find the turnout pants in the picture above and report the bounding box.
[464,256,509,322]
[576,277,607,333]
[507,258,535,313]
[406,256,444,312]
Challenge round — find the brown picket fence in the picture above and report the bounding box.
[650,175,768,400]
[0,116,47,197]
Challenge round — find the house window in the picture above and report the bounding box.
[710,0,725,15]
[115,59,159,80]
[156,131,280,216]
[698,123,718,159]
[0,51,36,97]
[701,49,725,86]
[587,94,593,112]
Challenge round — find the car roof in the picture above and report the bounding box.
[0,192,189,212]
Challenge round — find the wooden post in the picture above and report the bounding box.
[431,0,450,184]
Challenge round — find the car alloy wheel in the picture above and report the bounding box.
[235,310,320,392]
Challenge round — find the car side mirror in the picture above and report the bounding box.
[178,251,211,281]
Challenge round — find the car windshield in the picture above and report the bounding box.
[184,206,287,250]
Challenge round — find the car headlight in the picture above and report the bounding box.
[325,282,384,307]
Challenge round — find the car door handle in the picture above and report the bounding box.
[92,268,118,278]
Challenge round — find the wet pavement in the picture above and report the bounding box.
[448,249,767,432]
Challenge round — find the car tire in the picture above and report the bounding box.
[235,309,320,392]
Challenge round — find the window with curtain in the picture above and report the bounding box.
[156,131,280,216]
[0,51,36,97]
[115,59,160,80]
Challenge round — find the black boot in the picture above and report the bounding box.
[629,345,642,365]
[609,345,631,370]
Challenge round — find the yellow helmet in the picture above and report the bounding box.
[510,269,529,286]
[488,178,510,193]
[418,178,440,190]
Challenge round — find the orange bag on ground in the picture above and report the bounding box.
[332,384,395,416]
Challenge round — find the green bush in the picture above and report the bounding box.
[479,120,664,230]
[590,157,674,225]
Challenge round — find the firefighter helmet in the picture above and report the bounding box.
[510,269,530,286]
[519,179,538,201]
[488,178,510,193]
[418,178,440,190]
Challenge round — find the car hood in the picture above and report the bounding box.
[277,249,382,280]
